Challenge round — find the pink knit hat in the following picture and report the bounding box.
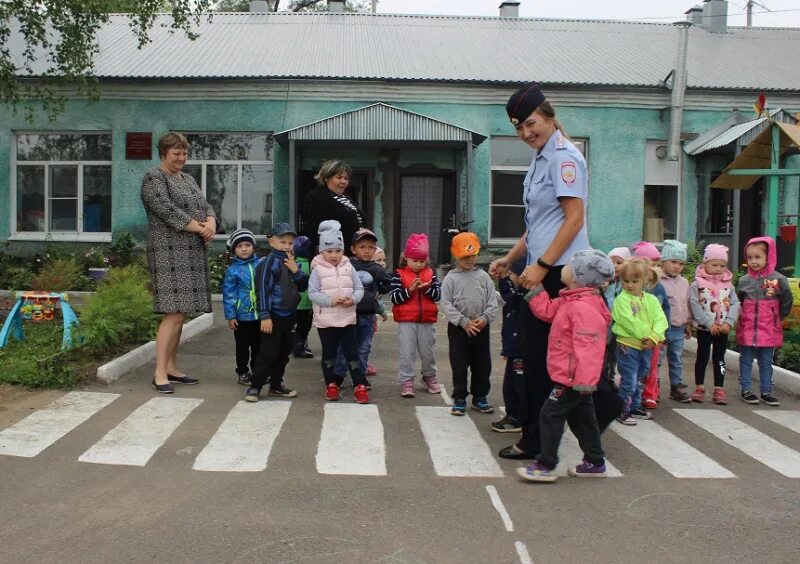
[632,241,661,261]
[404,233,429,261]
[703,243,729,262]
[608,247,631,261]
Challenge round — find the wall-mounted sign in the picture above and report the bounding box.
[126,132,152,160]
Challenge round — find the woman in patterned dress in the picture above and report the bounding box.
[140,132,217,394]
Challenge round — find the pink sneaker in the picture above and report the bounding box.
[422,374,441,394]
[400,381,415,398]
[366,366,378,377]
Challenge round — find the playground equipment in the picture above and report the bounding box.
[0,292,79,350]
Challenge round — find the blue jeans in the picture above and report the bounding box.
[335,314,376,377]
[616,344,652,411]
[738,346,775,395]
[665,325,686,388]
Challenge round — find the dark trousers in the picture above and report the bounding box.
[448,323,492,401]
[502,357,524,421]
[318,325,366,387]
[593,375,625,433]
[294,309,313,344]
[250,314,296,390]
[695,329,728,387]
[538,385,605,469]
[233,320,261,375]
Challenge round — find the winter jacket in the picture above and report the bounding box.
[529,287,611,392]
[302,186,364,256]
[661,274,691,327]
[255,251,308,319]
[308,254,364,328]
[350,258,393,315]
[222,255,262,321]
[649,282,671,330]
[499,276,525,358]
[603,278,622,312]
[736,236,793,347]
[440,267,499,329]
[390,266,441,323]
[690,264,740,330]
[296,257,312,311]
[611,290,668,349]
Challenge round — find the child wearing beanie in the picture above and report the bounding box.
[440,232,499,416]
[659,240,692,403]
[389,233,442,398]
[308,220,369,404]
[689,243,740,404]
[601,246,631,388]
[518,250,615,482]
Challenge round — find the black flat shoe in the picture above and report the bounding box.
[168,374,199,385]
[498,445,535,460]
[152,380,175,394]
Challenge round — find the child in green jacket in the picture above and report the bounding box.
[293,236,314,358]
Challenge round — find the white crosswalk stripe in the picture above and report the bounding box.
[755,410,800,435]
[79,397,202,466]
[676,409,800,478]
[316,403,386,476]
[0,391,119,458]
[193,400,292,472]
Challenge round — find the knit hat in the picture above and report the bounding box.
[227,228,255,251]
[352,228,378,245]
[450,231,481,260]
[632,241,661,261]
[293,235,313,259]
[404,233,429,261]
[318,220,344,252]
[373,247,386,262]
[506,83,546,125]
[661,239,688,262]
[608,247,631,261]
[569,250,615,288]
[703,243,729,262]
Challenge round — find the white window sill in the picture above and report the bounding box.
[8,232,113,243]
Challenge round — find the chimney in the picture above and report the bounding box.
[328,0,345,12]
[685,5,703,26]
[249,1,268,11]
[499,1,520,18]
[702,0,729,33]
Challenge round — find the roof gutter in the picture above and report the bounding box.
[667,20,692,161]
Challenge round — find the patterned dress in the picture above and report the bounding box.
[140,167,216,314]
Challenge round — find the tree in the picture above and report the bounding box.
[213,1,370,13]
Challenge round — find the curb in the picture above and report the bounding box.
[683,338,800,397]
[95,312,215,385]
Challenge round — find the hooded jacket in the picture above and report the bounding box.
[611,290,668,349]
[255,250,308,319]
[690,264,740,330]
[308,254,364,328]
[222,254,263,321]
[736,236,793,347]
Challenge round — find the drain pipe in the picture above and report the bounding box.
[668,20,691,161]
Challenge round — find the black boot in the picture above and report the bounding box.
[293,340,313,359]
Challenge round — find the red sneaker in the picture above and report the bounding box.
[325,383,340,401]
[643,398,658,410]
[712,387,727,405]
[366,366,378,377]
[353,384,370,404]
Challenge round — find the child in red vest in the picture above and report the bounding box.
[389,233,442,398]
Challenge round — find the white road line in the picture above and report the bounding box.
[79,397,202,466]
[439,383,453,406]
[515,541,533,564]
[0,392,119,458]
[556,428,624,477]
[755,410,800,435]
[316,403,386,476]
[193,401,291,472]
[675,409,800,478]
[416,406,504,477]
[485,485,514,532]
[612,419,734,478]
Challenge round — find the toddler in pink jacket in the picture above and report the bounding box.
[517,250,615,483]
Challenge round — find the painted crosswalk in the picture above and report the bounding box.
[316,403,387,476]
[755,410,800,435]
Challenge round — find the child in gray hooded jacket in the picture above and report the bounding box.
[440,232,499,416]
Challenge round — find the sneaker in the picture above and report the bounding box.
[244,386,261,402]
[568,459,607,478]
[325,383,340,401]
[421,374,442,394]
[691,385,705,403]
[643,398,658,410]
[472,397,494,414]
[268,386,298,398]
[237,372,252,386]
[712,387,727,405]
[366,366,378,377]
[630,407,653,420]
[491,416,522,433]
[760,393,780,406]
[670,384,691,403]
[741,390,759,404]
[516,461,558,483]
[400,381,415,398]
[293,344,313,359]
[353,384,370,404]
[616,412,637,426]
[450,399,466,416]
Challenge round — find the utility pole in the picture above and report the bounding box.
[746,1,753,27]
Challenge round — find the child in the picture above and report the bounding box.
[612,258,668,425]
[292,235,314,359]
[736,236,792,406]
[491,257,527,432]
[390,233,441,398]
[223,229,262,386]
[308,220,368,403]
[659,240,692,403]
[368,246,389,376]
[373,247,387,269]
[245,223,307,402]
[440,232,499,416]
[689,244,740,404]
[601,246,631,386]
[517,250,616,482]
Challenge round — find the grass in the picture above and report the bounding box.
[0,321,80,388]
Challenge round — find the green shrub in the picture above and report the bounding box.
[208,250,230,294]
[30,258,88,292]
[1,265,35,291]
[776,343,800,373]
[108,232,139,267]
[0,322,77,388]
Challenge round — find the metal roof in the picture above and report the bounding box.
[686,109,797,155]
[8,12,800,90]
[274,102,486,145]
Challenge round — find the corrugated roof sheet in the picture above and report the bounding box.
[686,109,797,155]
[8,12,800,90]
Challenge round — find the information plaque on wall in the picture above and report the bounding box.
[126,132,152,160]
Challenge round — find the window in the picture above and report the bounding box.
[182,133,274,237]
[13,133,112,239]
[489,136,587,243]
